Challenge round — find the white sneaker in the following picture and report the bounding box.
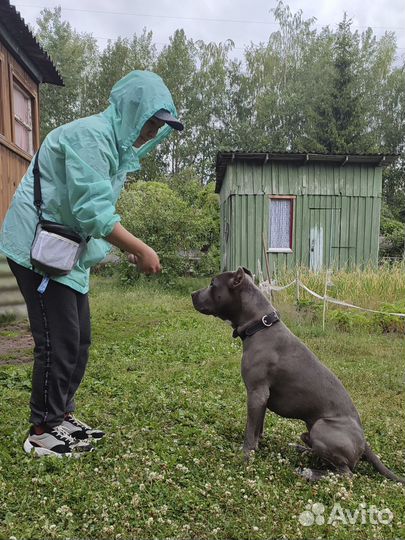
[62,414,105,441]
[23,425,94,457]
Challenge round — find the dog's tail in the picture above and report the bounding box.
[363,443,405,484]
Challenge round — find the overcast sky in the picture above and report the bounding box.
[12,0,405,62]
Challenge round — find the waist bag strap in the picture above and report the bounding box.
[33,147,42,220]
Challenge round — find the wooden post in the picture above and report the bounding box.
[262,232,273,302]
[296,267,300,304]
[262,232,271,283]
[322,269,329,332]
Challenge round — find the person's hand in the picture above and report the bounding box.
[105,223,160,274]
[127,246,161,275]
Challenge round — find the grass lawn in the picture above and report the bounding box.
[0,274,404,539]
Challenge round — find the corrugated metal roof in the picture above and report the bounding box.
[0,0,63,86]
[215,151,399,193]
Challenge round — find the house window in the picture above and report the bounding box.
[12,80,34,154]
[268,196,294,252]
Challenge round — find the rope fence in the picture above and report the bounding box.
[256,260,405,331]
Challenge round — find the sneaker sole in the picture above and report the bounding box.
[23,438,94,458]
[67,432,105,442]
[23,438,74,458]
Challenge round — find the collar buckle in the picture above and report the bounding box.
[262,314,273,327]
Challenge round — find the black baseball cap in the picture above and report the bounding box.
[154,109,184,131]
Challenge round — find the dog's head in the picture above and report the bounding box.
[191,267,254,322]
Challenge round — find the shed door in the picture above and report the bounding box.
[310,209,341,271]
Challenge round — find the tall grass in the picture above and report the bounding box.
[268,262,405,312]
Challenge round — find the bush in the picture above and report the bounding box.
[196,245,220,276]
[380,212,405,259]
[329,310,371,332]
[117,181,217,282]
[371,303,405,333]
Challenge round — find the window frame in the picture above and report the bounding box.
[0,52,5,136]
[268,195,296,253]
[9,68,36,157]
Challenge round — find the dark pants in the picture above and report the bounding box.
[7,259,91,427]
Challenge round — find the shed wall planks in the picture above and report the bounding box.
[220,160,383,274]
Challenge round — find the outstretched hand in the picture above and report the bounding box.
[105,223,161,275]
[127,248,161,275]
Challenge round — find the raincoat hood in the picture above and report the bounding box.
[104,70,178,169]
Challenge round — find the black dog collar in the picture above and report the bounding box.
[232,311,280,340]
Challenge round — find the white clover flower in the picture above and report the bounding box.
[175,464,189,473]
[56,505,71,515]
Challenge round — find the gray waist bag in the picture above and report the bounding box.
[30,146,88,277]
[31,220,86,276]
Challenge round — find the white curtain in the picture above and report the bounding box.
[270,199,291,249]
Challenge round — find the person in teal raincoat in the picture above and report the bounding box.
[0,70,184,457]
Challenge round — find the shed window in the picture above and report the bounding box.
[13,81,34,154]
[268,197,294,252]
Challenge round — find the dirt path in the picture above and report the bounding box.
[0,320,33,366]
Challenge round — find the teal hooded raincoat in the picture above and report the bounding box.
[0,71,178,293]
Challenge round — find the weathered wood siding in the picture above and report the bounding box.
[0,40,39,222]
[0,144,32,220]
[220,161,382,274]
[0,37,40,316]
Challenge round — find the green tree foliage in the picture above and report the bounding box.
[36,7,99,137]
[380,204,405,259]
[155,30,198,175]
[329,15,366,152]
[90,30,157,114]
[190,40,235,180]
[383,161,405,221]
[36,3,404,169]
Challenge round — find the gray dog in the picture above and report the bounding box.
[192,267,405,483]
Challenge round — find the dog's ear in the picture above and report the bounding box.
[231,267,245,288]
[242,267,253,278]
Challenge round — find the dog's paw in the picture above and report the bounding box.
[288,443,312,455]
[295,467,314,481]
[243,449,256,463]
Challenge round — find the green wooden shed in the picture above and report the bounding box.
[215,152,397,274]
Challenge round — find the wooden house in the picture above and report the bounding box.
[0,0,63,317]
